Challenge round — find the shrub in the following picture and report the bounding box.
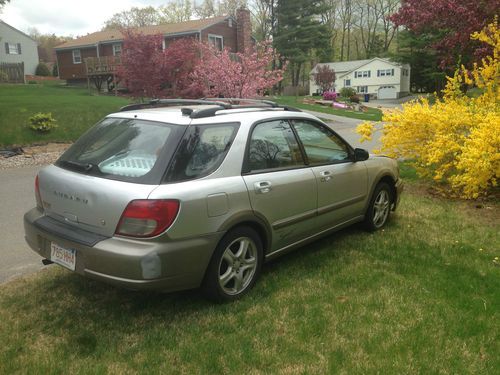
[28,112,57,133]
[322,91,337,101]
[35,63,51,77]
[349,94,360,103]
[340,87,356,98]
[52,63,58,77]
[0,71,8,83]
[356,20,500,199]
[28,80,38,84]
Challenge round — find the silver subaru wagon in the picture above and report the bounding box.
[24,99,403,301]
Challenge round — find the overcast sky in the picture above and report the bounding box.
[1,0,178,36]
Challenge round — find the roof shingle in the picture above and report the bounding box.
[55,16,229,49]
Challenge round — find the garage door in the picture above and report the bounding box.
[378,86,397,99]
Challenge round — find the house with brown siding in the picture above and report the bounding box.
[54,9,252,85]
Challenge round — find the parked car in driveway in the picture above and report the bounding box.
[24,99,403,301]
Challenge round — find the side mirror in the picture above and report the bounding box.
[354,148,369,162]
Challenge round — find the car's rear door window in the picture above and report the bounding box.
[166,123,239,182]
[56,118,184,184]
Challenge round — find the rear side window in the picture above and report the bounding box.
[166,123,239,182]
[57,118,184,183]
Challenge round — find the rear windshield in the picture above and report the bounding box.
[56,118,184,184]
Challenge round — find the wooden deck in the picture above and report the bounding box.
[84,56,121,94]
[84,56,121,75]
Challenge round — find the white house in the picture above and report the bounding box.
[310,58,411,99]
[0,20,39,75]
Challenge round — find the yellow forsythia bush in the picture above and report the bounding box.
[357,20,500,199]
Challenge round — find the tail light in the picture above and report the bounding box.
[35,175,43,209]
[115,199,180,238]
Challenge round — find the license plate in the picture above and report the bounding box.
[50,242,76,271]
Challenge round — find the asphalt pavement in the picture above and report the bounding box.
[304,109,383,152]
[0,113,381,284]
[0,166,46,284]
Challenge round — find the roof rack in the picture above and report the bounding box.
[119,99,231,112]
[202,98,302,112]
[119,98,302,118]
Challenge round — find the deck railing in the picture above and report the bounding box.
[84,56,121,75]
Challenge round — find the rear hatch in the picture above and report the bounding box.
[39,117,185,237]
[39,166,158,237]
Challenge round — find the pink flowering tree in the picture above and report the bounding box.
[162,38,205,98]
[117,30,166,99]
[191,41,286,98]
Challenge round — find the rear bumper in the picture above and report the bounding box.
[24,208,223,292]
[393,178,404,210]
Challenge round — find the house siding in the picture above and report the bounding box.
[57,47,97,80]
[0,21,39,75]
[200,20,237,52]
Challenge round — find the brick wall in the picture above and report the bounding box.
[236,8,252,53]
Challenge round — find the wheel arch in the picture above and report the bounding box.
[217,211,272,255]
[364,171,397,214]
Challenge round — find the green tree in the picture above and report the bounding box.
[194,0,217,18]
[274,0,331,86]
[195,0,247,18]
[159,0,193,23]
[103,6,164,29]
[218,0,248,18]
[250,0,278,41]
[390,30,446,93]
[28,28,71,63]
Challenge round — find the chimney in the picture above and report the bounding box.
[236,7,251,53]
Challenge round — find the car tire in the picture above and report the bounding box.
[364,182,393,231]
[202,226,263,302]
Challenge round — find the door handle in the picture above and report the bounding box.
[319,170,332,182]
[254,181,272,194]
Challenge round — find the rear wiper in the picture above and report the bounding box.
[60,160,95,172]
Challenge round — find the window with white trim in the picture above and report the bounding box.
[4,42,21,55]
[113,43,122,56]
[208,34,224,51]
[72,49,82,64]
[357,86,368,93]
[402,68,409,76]
[377,69,394,77]
[344,79,351,87]
[355,70,370,78]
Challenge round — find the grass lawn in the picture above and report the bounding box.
[0,81,130,147]
[274,96,383,121]
[0,169,498,373]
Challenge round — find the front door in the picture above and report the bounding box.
[242,120,317,251]
[290,119,368,231]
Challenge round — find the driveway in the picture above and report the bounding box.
[362,95,419,110]
[0,166,46,283]
[304,110,382,152]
